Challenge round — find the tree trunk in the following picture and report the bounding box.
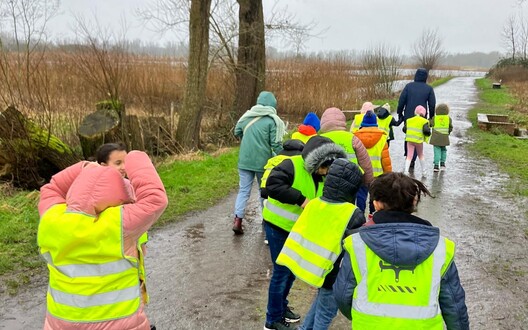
[0,106,80,189]
[78,108,123,159]
[234,0,266,119]
[175,0,212,151]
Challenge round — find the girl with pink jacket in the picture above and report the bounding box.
[38,151,168,330]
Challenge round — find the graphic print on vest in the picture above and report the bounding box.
[378,261,417,294]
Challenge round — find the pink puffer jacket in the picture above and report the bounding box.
[38,151,168,330]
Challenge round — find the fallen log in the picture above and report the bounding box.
[0,106,80,189]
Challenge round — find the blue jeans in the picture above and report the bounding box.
[264,222,296,324]
[234,169,263,218]
[299,287,338,330]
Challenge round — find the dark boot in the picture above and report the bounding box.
[232,216,243,235]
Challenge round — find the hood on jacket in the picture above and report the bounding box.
[360,102,374,114]
[359,220,439,267]
[302,135,347,174]
[414,68,428,83]
[66,165,134,216]
[302,112,321,132]
[435,103,450,115]
[375,106,391,119]
[354,127,385,148]
[256,91,277,109]
[319,107,347,133]
[280,139,304,156]
[321,158,363,203]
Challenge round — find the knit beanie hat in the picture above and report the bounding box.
[319,107,347,133]
[415,105,427,117]
[302,112,321,132]
[360,102,374,114]
[382,103,390,111]
[256,91,277,109]
[361,110,378,127]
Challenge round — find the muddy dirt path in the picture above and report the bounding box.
[1,77,527,330]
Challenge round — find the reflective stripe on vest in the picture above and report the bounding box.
[320,131,358,164]
[405,116,429,143]
[350,114,364,133]
[262,155,323,232]
[365,136,387,177]
[261,155,291,189]
[38,204,142,322]
[377,115,393,136]
[344,233,455,329]
[276,199,356,287]
[433,115,450,135]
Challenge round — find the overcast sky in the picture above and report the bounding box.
[46,0,523,55]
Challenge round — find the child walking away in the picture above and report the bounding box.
[334,172,469,330]
[374,103,398,146]
[350,102,374,133]
[291,112,321,143]
[429,103,453,172]
[276,158,365,330]
[403,105,431,176]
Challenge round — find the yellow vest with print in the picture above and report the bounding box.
[366,136,387,177]
[405,115,429,143]
[343,233,455,330]
[320,131,358,165]
[276,198,356,287]
[262,155,323,232]
[432,114,450,135]
[260,154,291,189]
[377,115,393,137]
[350,114,364,133]
[38,204,143,322]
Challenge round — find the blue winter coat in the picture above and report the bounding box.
[333,210,469,330]
[397,68,436,121]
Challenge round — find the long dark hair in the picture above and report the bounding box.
[95,142,127,164]
[369,172,431,213]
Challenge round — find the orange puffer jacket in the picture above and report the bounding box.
[353,127,392,173]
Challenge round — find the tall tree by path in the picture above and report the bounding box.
[233,0,266,119]
[175,0,212,151]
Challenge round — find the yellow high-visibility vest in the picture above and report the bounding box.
[260,154,291,189]
[277,198,356,287]
[38,204,143,322]
[377,115,393,137]
[320,131,358,164]
[365,136,387,177]
[405,116,429,143]
[350,114,364,133]
[262,155,323,232]
[344,233,455,329]
[432,115,450,135]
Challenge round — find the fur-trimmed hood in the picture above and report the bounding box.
[302,135,347,174]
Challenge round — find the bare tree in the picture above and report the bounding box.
[412,28,446,73]
[502,14,518,60]
[361,43,402,98]
[175,0,212,150]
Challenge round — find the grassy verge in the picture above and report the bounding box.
[0,148,240,294]
[466,78,528,196]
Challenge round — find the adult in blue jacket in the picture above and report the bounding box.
[396,68,436,166]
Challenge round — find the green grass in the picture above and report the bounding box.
[0,148,240,294]
[467,78,528,196]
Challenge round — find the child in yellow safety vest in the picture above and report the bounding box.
[428,103,453,172]
[291,112,321,143]
[350,101,374,133]
[403,105,431,176]
[353,110,392,214]
[276,158,365,330]
[334,172,469,330]
[374,103,398,146]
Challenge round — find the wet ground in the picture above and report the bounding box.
[1,77,527,329]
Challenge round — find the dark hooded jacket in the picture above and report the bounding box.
[317,158,365,289]
[397,68,436,121]
[333,210,469,330]
[375,106,398,141]
[265,135,346,215]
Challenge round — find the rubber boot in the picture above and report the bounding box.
[420,159,427,177]
[404,160,411,174]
